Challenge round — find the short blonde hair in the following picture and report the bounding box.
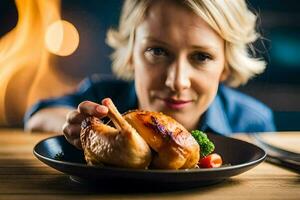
[106,0,266,87]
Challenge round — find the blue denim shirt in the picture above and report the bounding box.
[24,75,276,135]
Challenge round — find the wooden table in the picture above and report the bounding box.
[0,129,299,200]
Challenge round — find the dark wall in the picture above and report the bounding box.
[244,0,300,130]
[56,0,123,77]
[248,0,300,84]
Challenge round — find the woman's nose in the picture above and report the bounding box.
[165,59,191,92]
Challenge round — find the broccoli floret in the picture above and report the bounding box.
[191,130,215,158]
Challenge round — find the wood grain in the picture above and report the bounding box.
[0,130,299,200]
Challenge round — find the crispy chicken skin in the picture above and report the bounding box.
[123,110,200,169]
[80,98,200,169]
[80,99,152,169]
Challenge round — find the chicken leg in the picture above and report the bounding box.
[80,98,152,169]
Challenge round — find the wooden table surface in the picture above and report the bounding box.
[0,129,299,200]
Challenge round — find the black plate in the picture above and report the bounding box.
[33,134,266,189]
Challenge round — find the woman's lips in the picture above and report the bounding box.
[163,98,193,109]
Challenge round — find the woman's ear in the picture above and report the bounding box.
[220,64,230,82]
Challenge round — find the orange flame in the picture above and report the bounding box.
[0,0,79,126]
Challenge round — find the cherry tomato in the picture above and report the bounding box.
[199,153,222,168]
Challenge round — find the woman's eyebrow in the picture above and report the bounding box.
[192,44,216,50]
[144,37,170,46]
[144,37,219,53]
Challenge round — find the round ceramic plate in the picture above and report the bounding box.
[33,134,266,189]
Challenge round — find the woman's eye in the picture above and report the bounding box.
[190,52,212,63]
[146,47,168,57]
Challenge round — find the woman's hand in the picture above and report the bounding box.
[25,107,73,133]
[62,101,108,149]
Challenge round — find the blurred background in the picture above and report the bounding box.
[0,0,299,130]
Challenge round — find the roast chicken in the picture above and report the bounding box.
[80,98,200,169]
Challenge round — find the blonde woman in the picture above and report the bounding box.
[25,0,275,149]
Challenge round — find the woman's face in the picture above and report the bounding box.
[133,1,227,131]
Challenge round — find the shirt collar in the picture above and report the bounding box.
[199,90,232,136]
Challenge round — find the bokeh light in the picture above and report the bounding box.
[45,20,79,56]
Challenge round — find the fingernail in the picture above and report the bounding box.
[96,105,108,113]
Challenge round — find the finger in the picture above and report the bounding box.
[62,123,81,139]
[78,101,108,118]
[62,123,82,150]
[73,138,82,150]
[64,135,82,150]
[66,110,86,124]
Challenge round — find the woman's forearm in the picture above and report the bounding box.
[24,107,74,133]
